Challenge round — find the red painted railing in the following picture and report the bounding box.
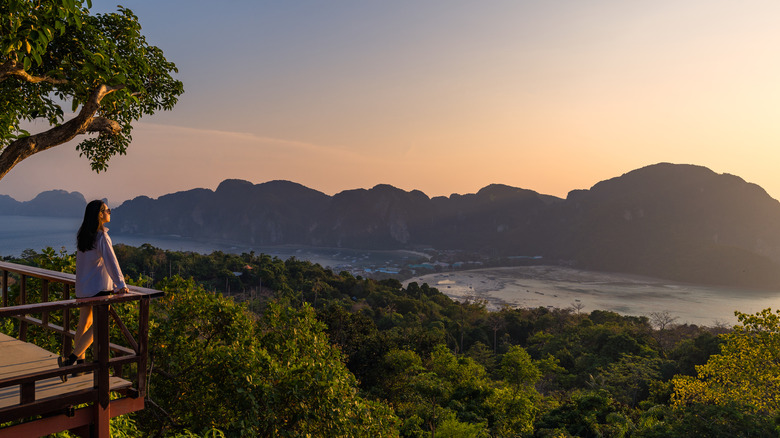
[0,261,162,437]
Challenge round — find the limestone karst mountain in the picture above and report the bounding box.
[6,163,780,288]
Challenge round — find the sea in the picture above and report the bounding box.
[0,216,423,270]
[3,215,780,326]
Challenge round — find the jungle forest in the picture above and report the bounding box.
[2,244,779,437]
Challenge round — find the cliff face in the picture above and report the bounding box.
[10,163,780,288]
[114,180,331,245]
[546,164,780,287]
[111,180,565,253]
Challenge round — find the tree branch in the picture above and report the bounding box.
[0,59,69,85]
[86,116,122,134]
[0,84,123,180]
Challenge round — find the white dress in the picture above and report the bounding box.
[75,228,127,297]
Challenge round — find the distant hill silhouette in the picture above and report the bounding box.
[111,164,780,288]
[548,164,780,287]
[6,164,780,288]
[114,180,330,245]
[0,190,86,217]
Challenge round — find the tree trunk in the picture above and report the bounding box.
[0,85,121,180]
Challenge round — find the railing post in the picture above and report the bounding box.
[19,382,35,405]
[138,296,150,398]
[1,270,7,307]
[62,285,72,359]
[0,261,163,434]
[41,280,49,326]
[19,275,26,305]
[94,303,111,437]
[19,276,27,342]
[94,303,110,408]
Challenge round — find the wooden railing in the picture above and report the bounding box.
[0,261,163,437]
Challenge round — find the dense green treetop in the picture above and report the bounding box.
[0,0,182,179]
[4,246,780,437]
[672,308,780,415]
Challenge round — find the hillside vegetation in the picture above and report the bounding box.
[3,246,779,437]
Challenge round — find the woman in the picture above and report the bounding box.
[58,200,129,380]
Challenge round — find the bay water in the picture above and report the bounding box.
[0,215,421,269]
[3,216,779,326]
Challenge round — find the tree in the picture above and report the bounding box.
[500,345,541,393]
[257,301,400,437]
[140,278,399,437]
[534,389,632,438]
[571,301,586,320]
[140,276,264,435]
[486,312,505,354]
[594,353,665,408]
[633,402,779,438]
[491,345,541,436]
[434,412,487,438]
[648,311,678,331]
[671,308,780,415]
[0,0,183,179]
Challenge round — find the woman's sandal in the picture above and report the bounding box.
[57,356,70,382]
[57,354,78,382]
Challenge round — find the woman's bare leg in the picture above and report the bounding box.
[72,305,93,359]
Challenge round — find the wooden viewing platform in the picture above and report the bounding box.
[0,261,163,437]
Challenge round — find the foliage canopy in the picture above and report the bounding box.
[6,246,780,436]
[0,0,182,179]
[671,308,780,414]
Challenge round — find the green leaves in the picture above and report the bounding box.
[671,308,780,415]
[500,345,541,390]
[0,0,182,175]
[137,279,398,437]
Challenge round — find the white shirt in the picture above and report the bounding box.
[75,228,127,297]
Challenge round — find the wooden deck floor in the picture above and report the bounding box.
[0,333,130,409]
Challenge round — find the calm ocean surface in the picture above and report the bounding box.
[0,216,421,268]
[0,215,82,256]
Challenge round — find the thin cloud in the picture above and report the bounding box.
[135,122,370,161]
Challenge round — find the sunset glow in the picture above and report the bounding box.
[2,0,779,205]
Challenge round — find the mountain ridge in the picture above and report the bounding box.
[3,163,780,288]
[0,190,87,217]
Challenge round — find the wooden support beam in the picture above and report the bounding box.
[0,396,144,438]
[94,401,110,438]
[109,305,138,352]
[0,292,162,318]
[138,297,150,398]
[63,286,73,358]
[0,261,162,436]
[18,315,136,356]
[19,276,27,342]
[95,304,110,410]
[0,389,97,424]
[19,275,26,305]
[41,279,49,325]
[1,270,7,307]
[19,382,35,405]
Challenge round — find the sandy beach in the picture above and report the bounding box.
[405,266,780,326]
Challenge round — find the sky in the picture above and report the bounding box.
[1,0,780,206]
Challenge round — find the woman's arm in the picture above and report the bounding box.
[97,232,129,293]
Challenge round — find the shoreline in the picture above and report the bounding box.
[405,265,780,327]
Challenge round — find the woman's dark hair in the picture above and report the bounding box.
[77,200,105,252]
